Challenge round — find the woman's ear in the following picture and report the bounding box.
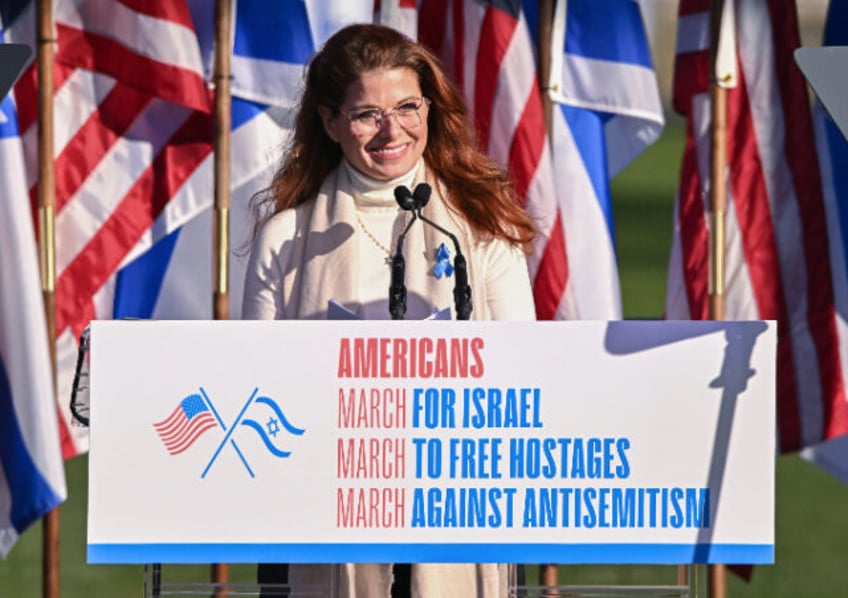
[318,106,340,143]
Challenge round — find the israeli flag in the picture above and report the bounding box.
[537,0,664,318]
[0,32,67,557]
[240,396,305,458]
[801,0,848,484]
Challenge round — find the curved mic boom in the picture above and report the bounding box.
[410,183,473,320]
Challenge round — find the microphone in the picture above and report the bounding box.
[389,186,420,319]
[410,183,473,320]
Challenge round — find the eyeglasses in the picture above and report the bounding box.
[345,97,430,135]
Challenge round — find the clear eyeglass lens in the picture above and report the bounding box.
[349,98,427,133]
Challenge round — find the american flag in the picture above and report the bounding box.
[153,394,218,455]
[418,0,562,320]
[4,0,215,457]
[666,0,848,452]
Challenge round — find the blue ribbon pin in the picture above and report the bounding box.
[433,242,454,278]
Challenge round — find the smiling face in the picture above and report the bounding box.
[320,67,429,181]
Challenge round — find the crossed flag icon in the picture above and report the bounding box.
[153,387,306,478]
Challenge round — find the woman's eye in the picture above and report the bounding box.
[352,110,379,122]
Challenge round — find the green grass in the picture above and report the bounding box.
[3,120,848,596]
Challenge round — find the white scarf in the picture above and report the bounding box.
[288,163,487,320]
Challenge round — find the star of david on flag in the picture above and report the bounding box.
[239,396,306,458]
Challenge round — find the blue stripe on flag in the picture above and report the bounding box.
[826,120,848,272]
[823,0,848,271]
[560,103,616,243]
[232,95,268,130]
[824,0,847,43]
[113,228,181,319]
[111,95,271,319]
[0,0,29,31]
[0,95,19,138]
[234,0,313,63]
[564,0,653,68]
[1,19,65,553]
[0,361,63,534]
[0,44,21,138]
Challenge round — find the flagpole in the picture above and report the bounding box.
[36,1,60,597]
[213,0,232,323]
[708,0,729,324]
[212,0,232,593]
[708,0,735,595]
[537,0,558,593]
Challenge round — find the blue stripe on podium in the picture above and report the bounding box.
[87,542,773,564]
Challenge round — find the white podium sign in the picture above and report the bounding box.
[87,320,775,564]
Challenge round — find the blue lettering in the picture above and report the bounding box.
[616,438,631,478]
[522,488,537,527]
[539,488,557,526]
[571,440,585,478]
[582,487,597,527]
[587,437,602,478]
[411,488,425,527]
[510,438,524,478]
[412,438,426,478]
[612,488,636,527]
[687,488,710,528]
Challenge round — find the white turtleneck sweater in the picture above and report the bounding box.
[242,159,535,321]
[343,160,422,320]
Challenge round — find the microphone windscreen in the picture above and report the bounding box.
[413,183,432,208]
[394,185,416,210]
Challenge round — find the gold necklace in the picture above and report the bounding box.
[355,211,394,265]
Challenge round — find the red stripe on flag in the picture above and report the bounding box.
[767,0,848,442]
[672,50,709,117]
[13,62,77,135]
[13,64,37,133]
[677,0,710,17]
[167,424,217,455]
[452,0,465,92]
[473,7,517,149]
[57,402,80,460]
[55,24,209,111]
[533,212,569,321]
[419,0,448,73]
[53,85,152,212]
[507,83,545,201]
[726,70,802,450]
[55,110,213,336]
[677,124,709,320]
[119,0,197,27]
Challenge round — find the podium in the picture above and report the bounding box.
[84,320,775,596]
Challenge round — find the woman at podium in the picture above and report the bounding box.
[243,22,535,597]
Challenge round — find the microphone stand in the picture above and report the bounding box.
[389,209,418,320]
[389,183,474,320]
[415,209,473,320]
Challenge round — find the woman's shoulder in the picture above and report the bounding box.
[256,195,320,240]
[254,208,297,244]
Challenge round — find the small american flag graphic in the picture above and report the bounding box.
[154,394,218,456]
